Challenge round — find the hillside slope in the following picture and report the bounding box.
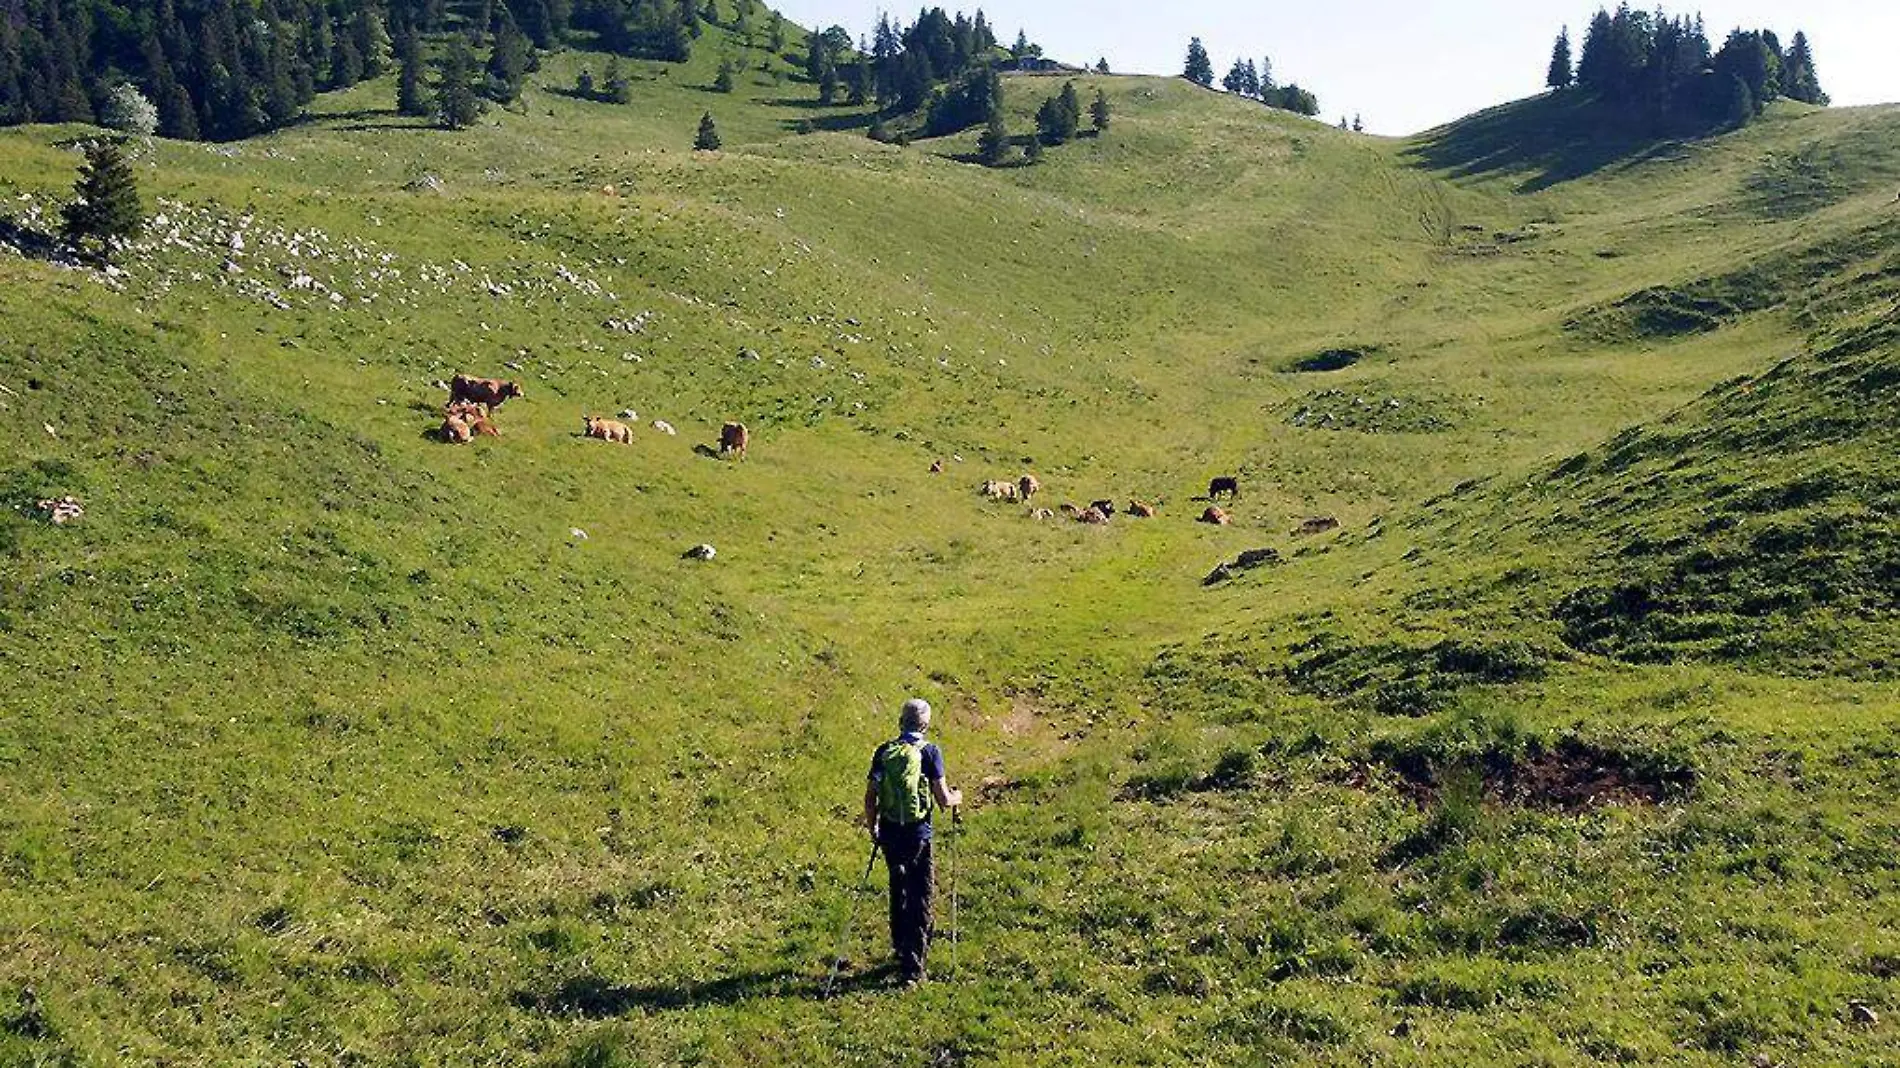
[1,20,1897,1064]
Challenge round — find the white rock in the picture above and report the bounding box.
[652,420,676,436]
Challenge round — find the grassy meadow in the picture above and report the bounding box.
[0,8,1896,1065]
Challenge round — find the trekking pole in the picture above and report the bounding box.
[947,805,961,980]
[822,838,879,999]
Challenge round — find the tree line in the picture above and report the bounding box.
[1545,6,1827,133]
[0,0,747,141]
[1183,37,1320,117]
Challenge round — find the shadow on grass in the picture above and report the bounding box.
[1402,90,1704,193]
[515,962,901,1015]
[780,109,876,134]
[0,216,67,263]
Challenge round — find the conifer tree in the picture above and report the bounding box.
[1781,31,1828,105]
[713,59,734,92]
[694,110,720,149]
[1023,133,1044,164]
[486,21,531,102]
[1095,58,1109,75]
[1547,27,1573,89]
[1090,88,1110,132]
[1183,37,1213,87]
[603,56,631,103]
[436,36,484,128]
[977,111,1009,166]
[397,31,429,116]
[62,140,143,262]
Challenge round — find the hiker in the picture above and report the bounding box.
[864,698,963,987]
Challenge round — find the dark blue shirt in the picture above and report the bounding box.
[868,731,944,843]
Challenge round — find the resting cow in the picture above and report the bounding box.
[1127,501,1157,518]
[1208,476,1240,500]
[1200,506,1231,526]
[449,374,525,412]
[585,416,634,444]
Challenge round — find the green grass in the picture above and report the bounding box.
[0,15,1896,1064]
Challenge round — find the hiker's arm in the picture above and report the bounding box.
[931,778,963,810]
[863,782,878,837]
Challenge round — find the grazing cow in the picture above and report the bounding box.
[1200,506,1231,526]
[981,480,1020,502]
[1208,476,1241,500]
[449,374,525,412]
[585,416,634,444]
[1029,507,1055,521]
[469,412,501,438]
[1019,474,1041,500]
[1090,499,1116,517]
[1079,507,1110,525]
[930,460,945,474]
[720,421,750,460]
[1128,501,1157,518]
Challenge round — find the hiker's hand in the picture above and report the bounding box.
[946,787,964,808]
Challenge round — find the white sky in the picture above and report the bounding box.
[766,1,1900,135]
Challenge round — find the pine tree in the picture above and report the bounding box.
[1352,114,1364,132]
[436,36,484,128]
[1222,58,1249,96]
[576,67,595,99]
[1183,38,1213,87]
[1022,134,1044,164]
[62,140,143,262]
[694,110,720,149]
[1090,88,1110,132]
[1095,58,1109,75]
[397,31,429,116]
[353,8,392,78]
[713,58,734,92]
[1548,27,1573,89]
[977,111,1009,166]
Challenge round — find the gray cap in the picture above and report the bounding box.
[899,698,932,731]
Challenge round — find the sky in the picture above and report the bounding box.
[766,0,1900,136]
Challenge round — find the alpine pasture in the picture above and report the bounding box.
[1,10,1897,1066]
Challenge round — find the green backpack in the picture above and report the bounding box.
[875,739,933,826]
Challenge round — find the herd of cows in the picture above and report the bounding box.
[431,372,1253,529]
[429,372,750,459]
[966,469,1243,526]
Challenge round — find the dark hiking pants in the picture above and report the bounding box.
[880,832,934,980]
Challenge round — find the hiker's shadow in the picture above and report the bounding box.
[515,963,899,1016]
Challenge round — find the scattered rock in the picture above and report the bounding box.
[652,420,676,436]
[684,544,717,561]
[618,409,638,421]
[404,173,445,193]
[1849,1001,1879,1026]
[569,528,589,541]
[42,423,57,438]
[35,496,84,524]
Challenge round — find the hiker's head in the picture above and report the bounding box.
[899,698,931,734]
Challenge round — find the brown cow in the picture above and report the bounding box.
[1200,506,1231,526]
[1078,507,1110,525]
[1295,516,1341,536]
[1090,499,1116,517]
[981,480,1020,502]
[1208,476,1240,500]
[469,413,501,438]
[584,416,634,444]
[1059,503,1083,518]
[449,374,525,412]
[439,412,474,444]
[930,460,945,474]
[1018,474,1041,500]
[720,421,750,460]
[1127,501,1157,518]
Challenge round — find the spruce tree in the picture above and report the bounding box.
[486,22,531,102]
[1782,31,1828,105]
[397,32,429,116]
[713,59,734,93]
[62,140,143,262]
[1183,38,1213,87]
[977,112,1009,166]
[1095,58,1109,75]
[1023,134,1044,164]
[1090,88,1110,132]
[436,36,484,128]
[694,110,720,150]
[1222,58,1249,95]
[603,56,630,103]
[1547,27,1573,89]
